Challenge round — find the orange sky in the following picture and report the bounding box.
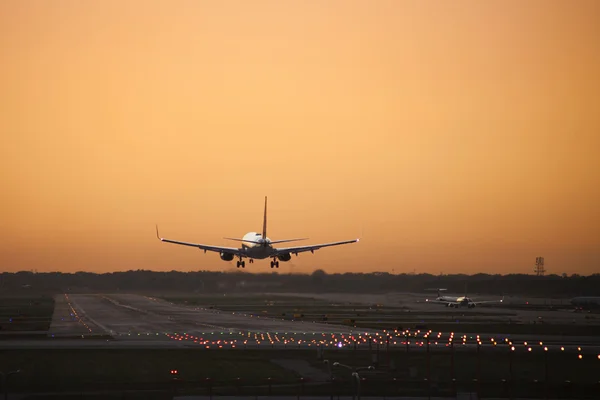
[1,1,599,275]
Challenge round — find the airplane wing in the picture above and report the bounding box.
[425,299,459,306]
[156,226,245,257]
[275,239,359,256]
[471,297,504,306]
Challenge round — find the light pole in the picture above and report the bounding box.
[323,360,334,400]
[333,362,374,400]
[0,370,21,400]
[352,372,360,400]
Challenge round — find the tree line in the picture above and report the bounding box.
[1,270,599,297]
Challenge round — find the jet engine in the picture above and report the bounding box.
[277,253,292,262]
[220,252,234,261]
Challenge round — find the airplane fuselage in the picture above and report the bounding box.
[437,296,472,307]
[571,297,600,307]
[241,232,274,259]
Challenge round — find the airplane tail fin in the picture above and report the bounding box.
[426,288,446,298]
[262,196,268,239]
[227,198,307,246]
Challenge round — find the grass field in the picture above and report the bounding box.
[2,348,598,398]
[161,294,333,307]
[160,294,600,336]
[0,349,299,392]
[0,295,54,332]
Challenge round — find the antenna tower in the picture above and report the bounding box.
[534,257,545,276]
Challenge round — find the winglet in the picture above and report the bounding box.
[155,224,162,241]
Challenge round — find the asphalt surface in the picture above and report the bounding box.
[50,293,377,336]
[0,292,597,351]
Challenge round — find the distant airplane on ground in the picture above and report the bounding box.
[425,288,504,308]
[570,297,600,308]
[156,196,359,269]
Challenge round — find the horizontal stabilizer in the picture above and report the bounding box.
[224,237,308,245]
[223,237,263,245]
[269,238,309,244]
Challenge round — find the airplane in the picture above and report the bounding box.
[156,196,359,269]
[570,297,600,308]
[425,288,504,309]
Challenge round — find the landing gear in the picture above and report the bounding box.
[249,259,254,263]
[236,259,246,268]
[270,259,279,269]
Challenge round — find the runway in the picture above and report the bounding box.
[49,293,375,337]
[48,292,600,339]
[1,293,598,351]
